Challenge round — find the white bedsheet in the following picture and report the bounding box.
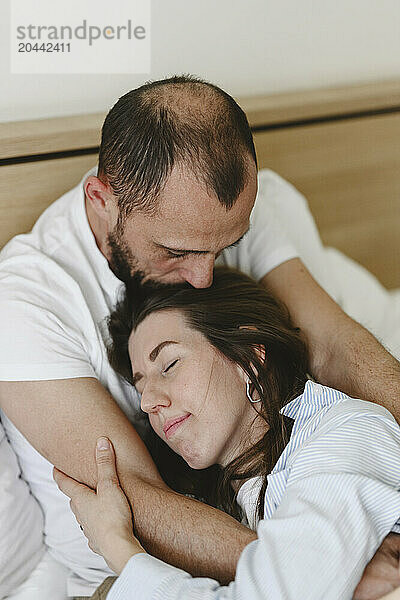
[5,550,70,600]
[325,247,400,361]
[0,424,44,599]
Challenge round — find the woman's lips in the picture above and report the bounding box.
[163,414,191,440]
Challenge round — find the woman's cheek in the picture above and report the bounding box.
[149,415,162,438]
[178,437,212,470]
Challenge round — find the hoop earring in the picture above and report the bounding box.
[246,379,261,404]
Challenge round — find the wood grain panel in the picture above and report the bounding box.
[0,114,103,160]
[324,214,400,290]
[0,155,97,249]
[1,80,399,160]
[240,79,400,127]
[253,112,400,288]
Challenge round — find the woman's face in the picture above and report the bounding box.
[128,309,261,470]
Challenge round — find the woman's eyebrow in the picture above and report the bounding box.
[132,340,179,386]
[149,340,179,362]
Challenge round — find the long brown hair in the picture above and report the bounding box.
[107,267,308,520]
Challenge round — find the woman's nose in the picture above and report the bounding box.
[140,386,171,414]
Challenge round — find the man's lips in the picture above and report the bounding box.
[163,414,191,440]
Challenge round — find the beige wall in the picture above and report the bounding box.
[1,0,400,122]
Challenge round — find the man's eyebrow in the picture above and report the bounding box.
[156,226,251,256]
[131,340,179,387]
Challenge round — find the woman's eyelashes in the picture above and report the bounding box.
[134,359,179,393]
[163,359,179,374]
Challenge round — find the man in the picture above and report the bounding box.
[0,74,399,597]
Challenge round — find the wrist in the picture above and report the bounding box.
[107,537,146,575]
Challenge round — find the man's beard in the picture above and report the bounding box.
[106,225,187,295]
[107,226,141,284]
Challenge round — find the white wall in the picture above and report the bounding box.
[1,0,399,122]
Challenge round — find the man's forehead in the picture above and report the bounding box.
[152,166,257,238]
[157,164,257,208]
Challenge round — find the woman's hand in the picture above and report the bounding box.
[53,437,146,574]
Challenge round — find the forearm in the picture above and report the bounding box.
[119,472,256,583]
[312,314,400,421]
[89,413,255,581]
[0,378,255,582]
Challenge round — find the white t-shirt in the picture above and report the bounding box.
[0,166,302,595]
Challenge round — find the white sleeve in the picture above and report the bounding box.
[107,412,400,600]
[0,258,96,381]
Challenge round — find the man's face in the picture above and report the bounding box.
[107,163,257,288]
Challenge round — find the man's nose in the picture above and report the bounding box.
[140,386,171,414]
[180,255,215,289]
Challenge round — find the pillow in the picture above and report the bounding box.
[0,419,45,598]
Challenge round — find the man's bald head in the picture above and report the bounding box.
[98,74,257,222]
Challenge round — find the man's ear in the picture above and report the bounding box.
[84,175,117,223]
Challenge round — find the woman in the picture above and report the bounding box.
[54,267,400,600]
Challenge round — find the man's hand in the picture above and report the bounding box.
[353,534,400,600]
[54,436,145,575]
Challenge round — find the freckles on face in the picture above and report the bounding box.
[169,351,253,470]
[128,311,222,467]
[129,309,216,417]
[128,309,254,470]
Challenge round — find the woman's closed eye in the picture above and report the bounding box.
[163,359,179,374]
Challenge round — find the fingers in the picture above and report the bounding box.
[53,466,90,499]
[96,437,120,491]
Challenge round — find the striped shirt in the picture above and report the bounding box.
[108,380,400,600]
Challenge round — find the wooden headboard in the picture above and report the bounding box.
[1,80,399,288]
